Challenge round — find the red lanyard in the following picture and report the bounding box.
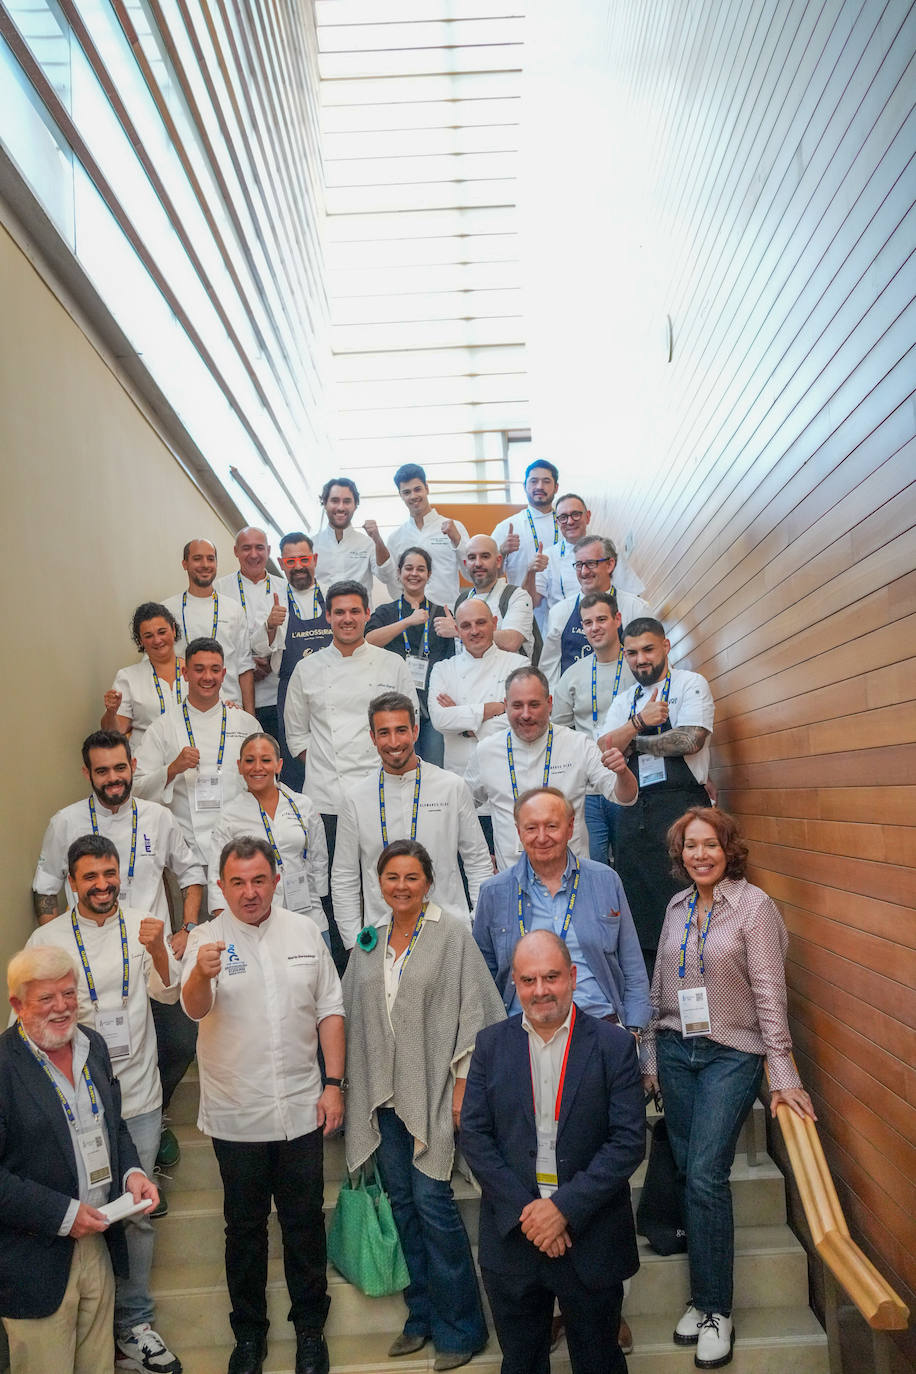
[530,1003,577,1121]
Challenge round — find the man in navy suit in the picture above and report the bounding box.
[0,945,158,1374]
[460,929,645,1374]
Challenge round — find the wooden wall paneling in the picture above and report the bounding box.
[733,813,916,868]
[789,989,913,1102]
[717,740,916,791]
[778,898,915,979]
[783,937,916,1029]
[724,784,916,827]
[787,961,916,1075]
[714,656,916,742]
[711,699,916,769]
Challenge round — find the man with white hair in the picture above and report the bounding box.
[0,945,158,1373]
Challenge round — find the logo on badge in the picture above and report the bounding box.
[225,943,247,975]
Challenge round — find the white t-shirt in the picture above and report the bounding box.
[385,509,470,607]
[602,667,715,783]
[163,589,255,705]
[427,644,528,775]
[313,524,399,604]
[552,651,635,741]
[207,787,328,928]
[540,589,650,688]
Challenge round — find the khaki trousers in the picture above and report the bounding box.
[3,1233,114,1374]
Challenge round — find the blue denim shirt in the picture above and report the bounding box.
[473,850,652,1027]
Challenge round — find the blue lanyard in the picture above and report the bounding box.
[678,888,713,978]
[151,661,182,713]
[399,597,430,658]
[387,907,427,982]
[288,583,321,621]
[517,858,580,939]
[181,590,218,641]
[379,763,421,847]
[632,671,671,733]
[507,723,553,800]
[17,1022,100,1124]
[526,508,559,548]
[237,570,270,612]
[71,907,129,1006]
[88,797,137,883]
[591,650,625,725]
[183,702,226,766]
[257,789,309,865]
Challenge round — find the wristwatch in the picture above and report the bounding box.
[325,1076,348,1090]
[181,922,198,935]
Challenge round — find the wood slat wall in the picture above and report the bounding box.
[523,0,915,1358]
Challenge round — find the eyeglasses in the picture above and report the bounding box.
[572,557,611,573]
[281,555,315,568]
[556,510,586,523]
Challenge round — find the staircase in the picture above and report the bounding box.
[146,1071,828,1372]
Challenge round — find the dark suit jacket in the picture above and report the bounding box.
[459,1008,645,1288]
[0,1021,140,1318]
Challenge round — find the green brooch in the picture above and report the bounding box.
[356,926,378,952]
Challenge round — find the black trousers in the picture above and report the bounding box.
[212,1129,329,1341]
[151,997,197,1113]
[482,1262,626,1374]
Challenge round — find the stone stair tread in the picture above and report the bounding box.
[155,1332,504,1373]
[155,1174,479,1221]
[637,1222,805,1262]
[630,1303,827,1348]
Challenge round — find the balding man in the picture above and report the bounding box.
[540,536,649,689]
[164,538,255,711]
[215,526,281,735]
[446,534,536,658]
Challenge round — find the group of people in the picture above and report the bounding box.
[2,459,815,1374]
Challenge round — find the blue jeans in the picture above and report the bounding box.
[375,1109,487,1355]
[584,793,616,865]
[116,1107,161,1336]
[416,712,445,767]
[656,1033,763,1315]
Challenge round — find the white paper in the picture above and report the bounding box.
[98,1191,156,1224]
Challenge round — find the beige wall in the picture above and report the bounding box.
[0,223,237,971]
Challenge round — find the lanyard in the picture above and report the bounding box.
[507,723,553,800]
[399,597,430,659]
[528,1003,577,1122]
[632,671,671,733]
[679,888,713,978]
[526,508,559,548]
[17,1022,100,1124]
[288,583,321,621]
[387,907,426,982]
[151,661,182,713]
[237,570,270,612]
[591,650,625,725]
[257,789,309,865]
[183,702,226,766]
[379,763,421,848]
[88,797,137,883]
[517,858,580,939]
[181,590,218,642]
[71,907,129,1007]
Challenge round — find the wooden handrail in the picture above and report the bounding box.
[771,1099,910,1331]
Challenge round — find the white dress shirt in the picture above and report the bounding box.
[536,541,646,609]
[540,589,650,688]
[133,700,260,863]
[108,657,184,748]
[26,906,180,1119]
[602,667,715,783]
[427,645,528,775]
[207,787,329,928]
[457,578,535,658]
[464,723,633,870]
[283,641,419,815]
[386,509,470,607]
[181,904,344,1141]
[523,1003,574,1197]
[215,570,276,708]
[32,795,204,924]
[163,589,255,705]
[313,524,399,604]
[332,761,493,948]
[552,652,635,740]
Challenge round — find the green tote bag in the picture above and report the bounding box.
[327,1161,410,1298]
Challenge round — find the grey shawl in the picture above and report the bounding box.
[342,906,506,1181]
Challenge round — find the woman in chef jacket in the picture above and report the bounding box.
[101,602,186,748]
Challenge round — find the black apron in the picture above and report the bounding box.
[277,586,332,789]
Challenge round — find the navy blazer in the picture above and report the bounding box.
[0,1022,140,1318]
[459,1008,645,1288]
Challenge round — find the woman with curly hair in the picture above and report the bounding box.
[100,602,184,747]
[641,806,815,1370]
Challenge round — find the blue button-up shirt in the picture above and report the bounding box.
[513,854,615,1017]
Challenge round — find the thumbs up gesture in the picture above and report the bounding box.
[639,686,669,728]
[529,540,548,573]
[267,592,287,629]
[433,605,458,638]
[501,522,520,556]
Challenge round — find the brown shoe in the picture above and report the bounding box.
[550,1314,566,1352]
[618,1319,634,1354]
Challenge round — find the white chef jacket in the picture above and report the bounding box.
[464,723,633,871]
[26,905,180,1118]
[540,589,651,688]
[456,579,535,658]
[133,701,260,863]
[332,761,493,948]
[490,506,562,604]
[32,795,204,925]
[215,570,275,708]
[535,541,646,609]
[283,642,419,815]
[552,652,636,740]
[385,509,470,607]
[207,787,328,929]
[427,645,528,775]
[313,524,399,604]
[181,904,344,1141]
[163,589,255,705]
[108,656,184,748]
[602,667,715,783]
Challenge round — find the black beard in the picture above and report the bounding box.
[633,661,667,686]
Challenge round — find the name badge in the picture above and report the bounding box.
[637,754,667,787]
[535,1127,558,1195]
[96,1008,132,1061]
[79,1128,112,1188]
[283,864,310,910]
[195,770,223,811]
[406,655,428,689]
[678,985,711,1038]
[118,887,129,905]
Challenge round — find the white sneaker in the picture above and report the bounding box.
[695,1312,734,1369]
[673,1302,704,1345]
[115,1324,182,1372]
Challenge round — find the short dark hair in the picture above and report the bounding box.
[623,617,665,640]
[369,692,417,730]
[668,807,748,883]
[131,602,179,652]
[182,538,216,560]
[505,665,550,697]
[524,459,559,484]
[68,834,120,877]
[580,590,620,617]
[573,533,617,561]
[240,731,282,759]
[280,530,314,553]
[555,492,587,512]
[320,477,360,507]
[325,580,369,612]
[219,835,277,878]
[185,637,224,663]
[82,730,131,769]
[394,463,427,489]
[377,838,434,886]
[397,545,432,573]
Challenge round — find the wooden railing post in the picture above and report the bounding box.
[823,1266,845,1374]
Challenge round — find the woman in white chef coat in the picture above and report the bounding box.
[101,602,185,748]
[208,732,329,939]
